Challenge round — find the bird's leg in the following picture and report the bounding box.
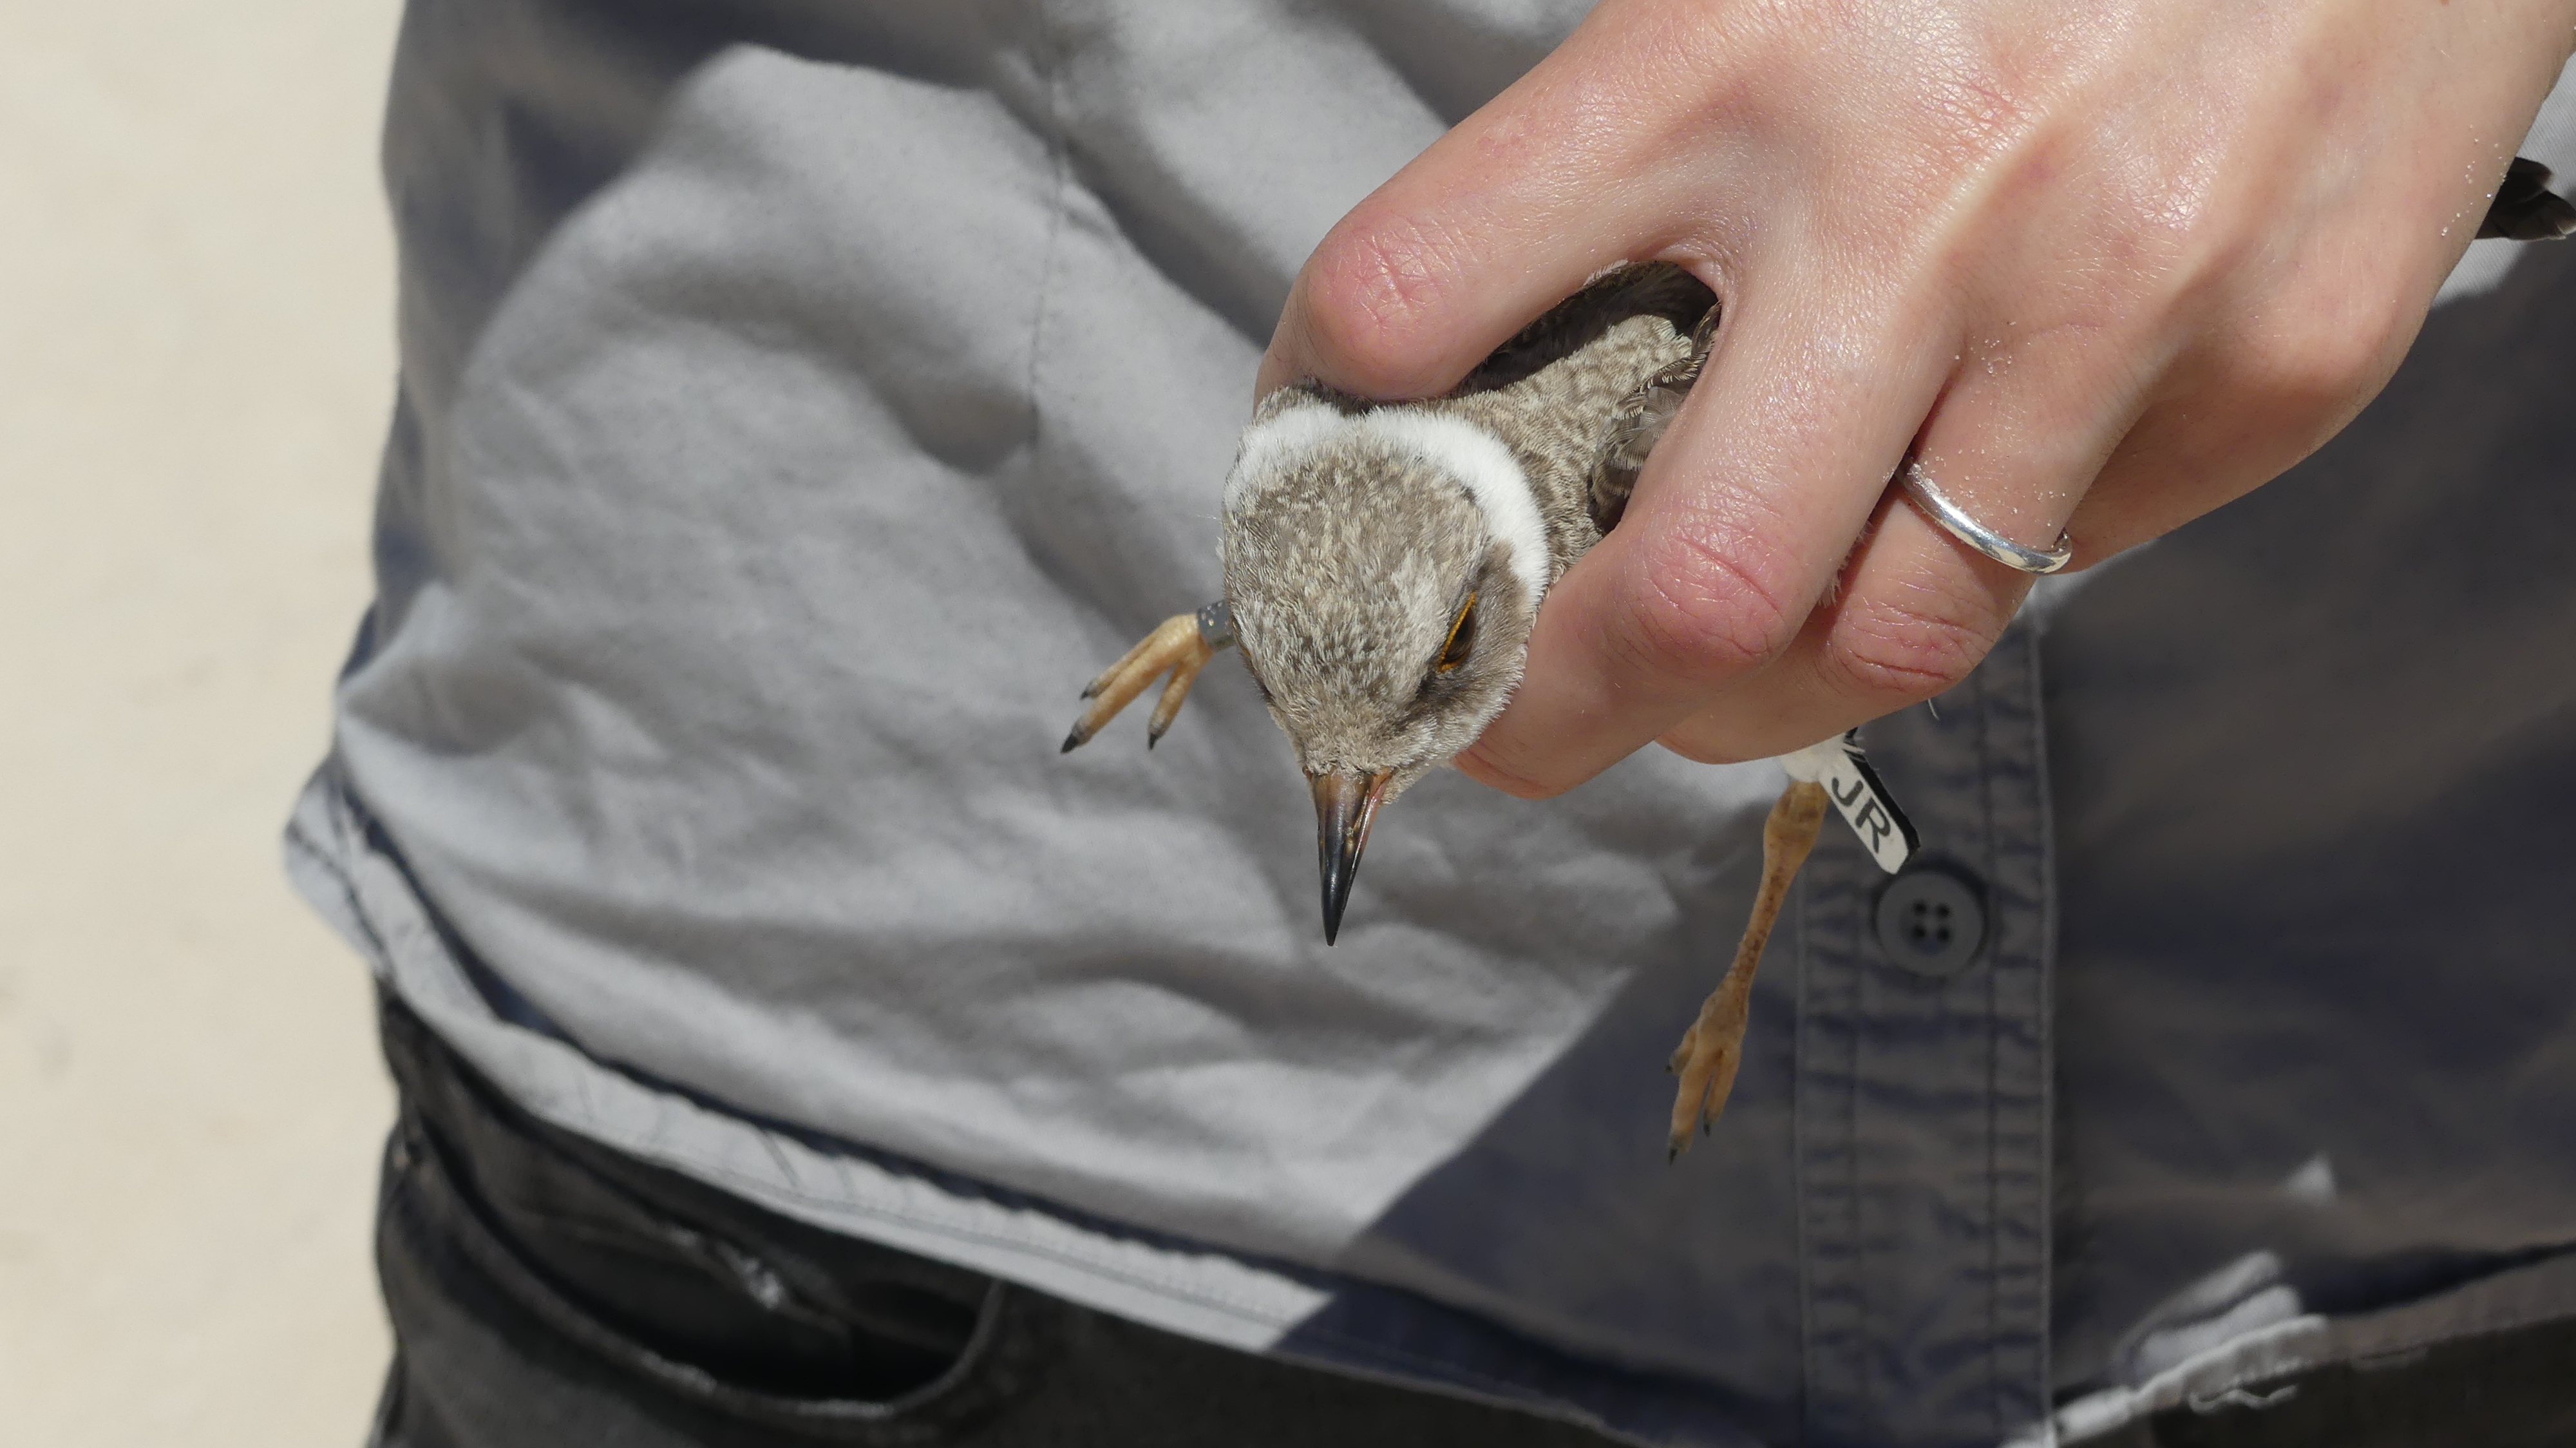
[1667,779,1828,1161]
[1589,305,1725,533]
[1061,602,1235,752]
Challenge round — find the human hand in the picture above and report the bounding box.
[1258,0,2576,794]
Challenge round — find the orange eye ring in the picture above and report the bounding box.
[1436,593,1477,673]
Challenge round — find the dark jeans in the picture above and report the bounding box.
[367,995,1624,1447]
[370,994,2576,1447]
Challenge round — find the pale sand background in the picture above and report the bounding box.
[1,3,405,1442]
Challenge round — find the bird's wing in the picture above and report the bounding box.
[1586,303,1722,533]
[1451,262,1717,395]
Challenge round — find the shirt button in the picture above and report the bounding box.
[1873,866,1987,978]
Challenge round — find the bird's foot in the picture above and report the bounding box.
[1062,602,1235,752]
[1669,779,1828,1160]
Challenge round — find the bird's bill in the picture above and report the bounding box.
[1311,768,1395,946]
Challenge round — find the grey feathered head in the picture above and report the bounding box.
[1222,385,1552,940]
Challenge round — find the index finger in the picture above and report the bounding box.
[1256,1,1758,401]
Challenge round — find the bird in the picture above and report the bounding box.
[1061,159,2573,1157]
[1063,261,1855,1155]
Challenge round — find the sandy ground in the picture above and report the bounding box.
[1,3,404,1442]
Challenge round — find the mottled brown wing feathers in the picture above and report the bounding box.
[1452,263,1718,395]
[1584,289,1722,533]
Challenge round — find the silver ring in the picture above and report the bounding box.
[1896,461,2072,575]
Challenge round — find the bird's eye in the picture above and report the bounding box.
[1435,593,1477,673]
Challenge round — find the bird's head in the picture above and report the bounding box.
[1220,388,1552,942]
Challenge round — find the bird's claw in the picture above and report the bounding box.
[1667,780,1828,1161]
[1062,603,1234,752]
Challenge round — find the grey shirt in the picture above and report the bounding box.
[288,5,2576,1444]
